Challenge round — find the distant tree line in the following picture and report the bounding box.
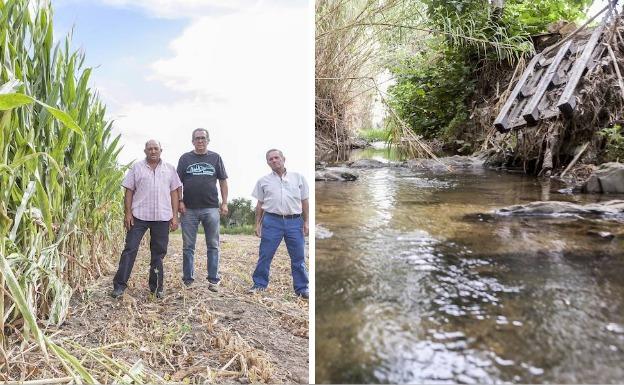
[220,198,255,227]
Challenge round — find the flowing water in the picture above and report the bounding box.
[316,150,624,384]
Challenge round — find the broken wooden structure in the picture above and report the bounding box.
[494,16,611,132]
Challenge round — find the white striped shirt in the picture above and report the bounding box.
[252,170,309,215]
[122,159,182,221]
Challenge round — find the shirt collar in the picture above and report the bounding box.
[143,158,162,168]
[272,168,288,179]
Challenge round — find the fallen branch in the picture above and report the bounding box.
[561,142,590,178]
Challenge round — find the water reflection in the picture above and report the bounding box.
[316,164,624,383]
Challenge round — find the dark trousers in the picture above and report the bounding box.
[113,217,169,293]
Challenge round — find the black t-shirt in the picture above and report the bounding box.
[177,151,228,209]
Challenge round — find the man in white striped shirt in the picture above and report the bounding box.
[248,149,309,299]
[111,140,182,299]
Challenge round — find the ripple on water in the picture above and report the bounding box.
[317,165,624,384]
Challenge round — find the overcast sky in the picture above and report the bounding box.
[53,0,313,201]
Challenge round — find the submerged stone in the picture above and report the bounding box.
[494,200,624,218]
[347,158,389,168]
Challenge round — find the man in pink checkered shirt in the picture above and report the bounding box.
[111,140,182,299]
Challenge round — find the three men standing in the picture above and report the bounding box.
[176,128,228,291]
[111,140,182,298]
[249,149,310,299]
[111,139,309,300]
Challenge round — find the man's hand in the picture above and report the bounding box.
[170,217,179,232]
[255,224,262,238]
[220,202,229,216]
[178,201,186,214]
[124,213,134,231]
[303,221,309,236]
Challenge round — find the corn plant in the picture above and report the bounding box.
[1,0,126,381]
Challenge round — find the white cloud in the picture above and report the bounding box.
[108,5,312,200]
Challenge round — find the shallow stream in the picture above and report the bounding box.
[316,148,624,383]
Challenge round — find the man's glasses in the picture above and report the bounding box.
[193,137,208,141]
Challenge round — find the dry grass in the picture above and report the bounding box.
[1,234,309,384]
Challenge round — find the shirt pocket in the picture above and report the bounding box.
[284,181,301,199]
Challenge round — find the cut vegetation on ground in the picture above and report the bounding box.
[2,234,309,383]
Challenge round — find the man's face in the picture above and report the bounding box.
[144,141,162,162]
[192,131,209,153]
[266,151,285,172]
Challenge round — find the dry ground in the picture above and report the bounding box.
[4,233,309,384]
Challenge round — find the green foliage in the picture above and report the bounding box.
[220,197,255,227]
[504,0,593,35]
[0,0,128,381]
[388,46,475,139]
[599,125,624,162]
[387,0,591,142]
[220,225,255,235]
[358,127,391,142]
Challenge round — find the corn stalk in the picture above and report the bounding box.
[0,0,125,381]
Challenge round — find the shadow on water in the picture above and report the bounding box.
[316,154,624,384]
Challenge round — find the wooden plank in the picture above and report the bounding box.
[522,40,573,125]
[494,53,543,132]
[519,66,545,97]
[556,23,606,116]
[552,58,574,86]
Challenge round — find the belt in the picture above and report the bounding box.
[265,212,301,219]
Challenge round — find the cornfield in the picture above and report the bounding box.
[1,0,126,381]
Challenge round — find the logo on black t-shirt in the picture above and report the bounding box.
[186,163,215,176]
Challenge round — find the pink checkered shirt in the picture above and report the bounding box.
[122,159,182,221]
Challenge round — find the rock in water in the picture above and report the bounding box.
[347,159,388,168]
[315,168,358,181]
[495,200,624,218]
[581,162,624,193]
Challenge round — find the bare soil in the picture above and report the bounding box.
[7,234,309,384]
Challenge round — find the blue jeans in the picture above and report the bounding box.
[252,214,309,294]
[181,207,220,283]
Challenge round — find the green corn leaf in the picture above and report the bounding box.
[33,99,83,135]
[0,92,33,110]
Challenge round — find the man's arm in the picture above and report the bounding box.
[254,200,264,238]
[302,198,309,236]
[219,179,229,216]
[170,189,179,231]
[177,186,185,214]
[124,188,134,231]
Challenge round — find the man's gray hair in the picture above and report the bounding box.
[192,128,210,141]
[145,139,162,149]
[265,149,284,160]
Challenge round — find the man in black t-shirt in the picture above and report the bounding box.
[177,128,228,291]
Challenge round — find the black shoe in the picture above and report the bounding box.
[296,290,309,299]
[151,290,164,299]
[111,288,124,298]
[183,280,193,287]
